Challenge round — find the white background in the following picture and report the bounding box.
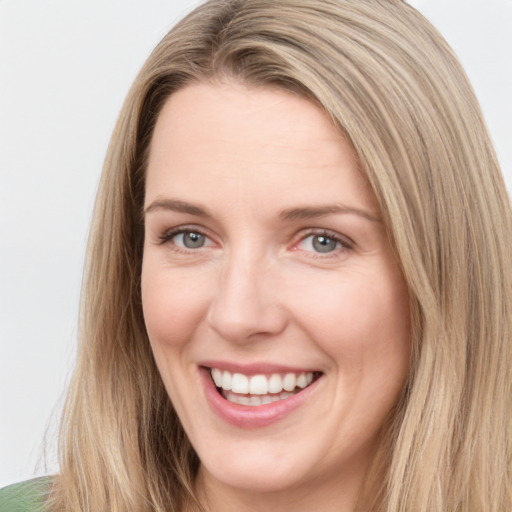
[0,0,511,488]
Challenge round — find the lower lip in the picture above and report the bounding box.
[199,367,321,428]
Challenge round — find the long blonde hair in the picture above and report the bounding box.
[49,1,512,511]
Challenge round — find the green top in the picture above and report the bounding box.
[0,477,52,512]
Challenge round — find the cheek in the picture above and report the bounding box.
[140,260,212,353]
[289,266,410,374]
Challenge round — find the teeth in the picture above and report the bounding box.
[250,396,262,406]
[211,368,222,387]
[283,373,296,391]
[231,373,249,394]
[224,390,296,406]
[268,373,282,393]
[210,368,316,401]
[238,395,250,406]
[221,371,232,391]
[249,375,268,395]
[296,373,308,389]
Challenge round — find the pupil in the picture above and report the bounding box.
[184,232,205,248]
[312,235,337,253]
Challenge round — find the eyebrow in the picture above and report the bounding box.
[279,204,381,223]
[144,198,380,223]
[144,198,209,217]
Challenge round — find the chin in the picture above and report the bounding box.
[199,451,312,494]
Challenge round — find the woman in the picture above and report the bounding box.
[2,0,510,510]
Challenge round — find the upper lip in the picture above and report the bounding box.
[199,360,321,375]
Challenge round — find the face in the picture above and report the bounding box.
[141,82,410,507]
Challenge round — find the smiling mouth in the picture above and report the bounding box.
[209,368,322,406]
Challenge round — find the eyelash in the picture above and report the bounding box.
[295,229,353,258]
[157,226,354,256]
[158,226,212,250]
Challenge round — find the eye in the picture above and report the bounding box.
[310,235,339,253]
[295,231,352,255]
[300,234,340,253]
[175,231,207,249]
[158,227,214,250]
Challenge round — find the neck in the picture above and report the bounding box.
[188,458,372,512]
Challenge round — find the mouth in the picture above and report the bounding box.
[209,367,322,406]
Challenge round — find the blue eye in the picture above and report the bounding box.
[173,231,207,249]
[297,232,348,254]
[310,235,339,253]
[159,228,213,250]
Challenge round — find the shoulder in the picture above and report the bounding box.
[0,477,52,512]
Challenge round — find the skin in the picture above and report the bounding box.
[141,81,411,512]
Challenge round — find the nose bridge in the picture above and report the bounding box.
[207,243,286,342]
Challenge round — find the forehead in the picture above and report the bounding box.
[145,81,378,217]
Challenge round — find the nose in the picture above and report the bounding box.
[206,252,288,343]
